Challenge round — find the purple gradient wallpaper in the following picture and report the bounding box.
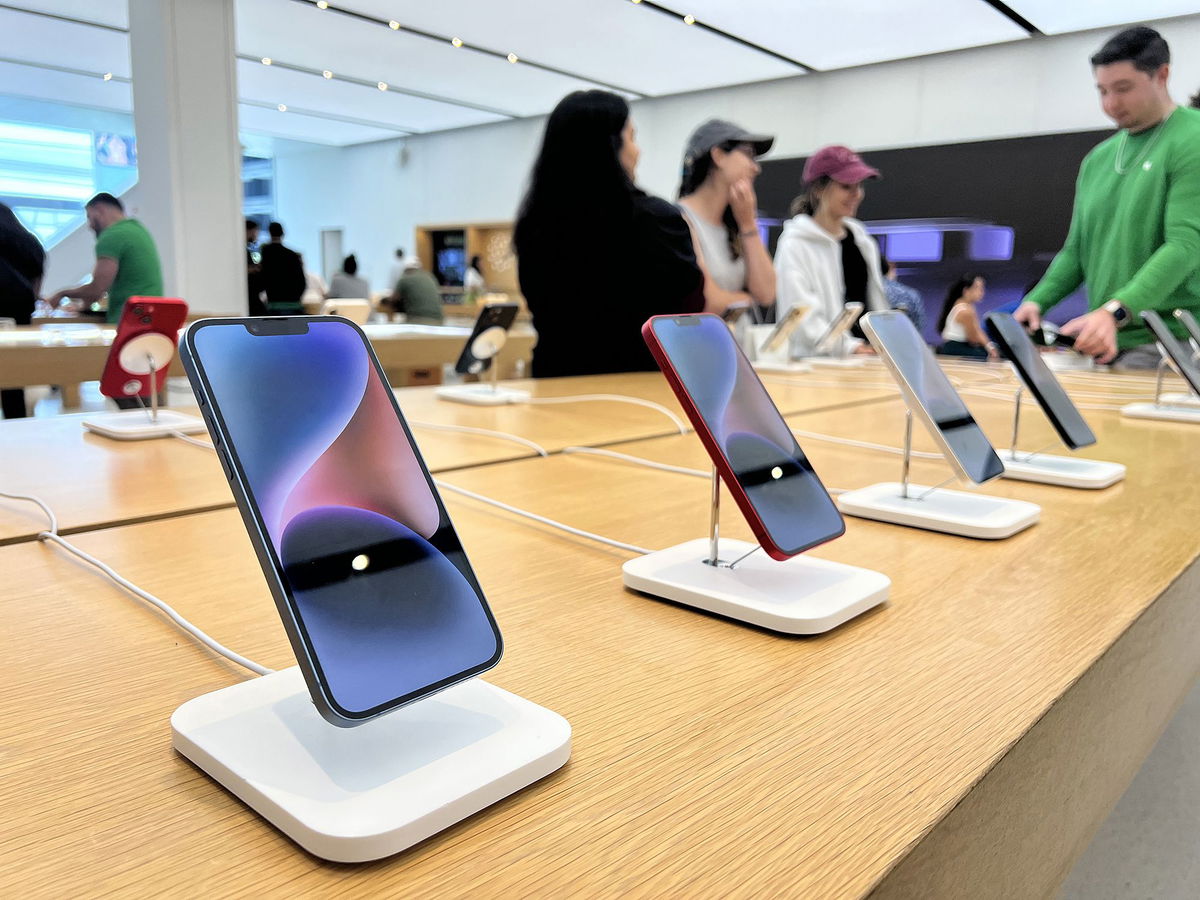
[651,315,843,554]
[191,321,500,717]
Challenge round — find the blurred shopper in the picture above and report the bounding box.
[881,255,926,335]
[1014,27,1200,368]
[464,254,485,303]
[0,202,44,418]
[327,254,370,299]
[259,222,306,313]
[385,258,444,325]
[677,119,775,317]
[246,218,266,316]
[937,274,996,360]
[773,146,886,356]
[514,90,703,377]
[47,192,163,324]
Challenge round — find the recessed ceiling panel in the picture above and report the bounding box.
[343,0,803,95]
[238,102,402,145]
[236,60,505,132]
[0,6,130,77]
[236,0,625,117]
[1004,1,1200,35]
[0,60,132,113]
[667,0,1030,70]
[3,0,128,29]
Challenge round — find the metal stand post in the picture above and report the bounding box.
[488,359,499,394]
[147,355,158,424]
[1010,384,1023,457]
[702,466,757,570]
[900,409,913,499]
[1154,355,1167,408]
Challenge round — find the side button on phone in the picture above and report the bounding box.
[217,449,233,480]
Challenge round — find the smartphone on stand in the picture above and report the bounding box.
[815,301,865,355]
[181,317,503,726]
[760,304,810,356]
[99,297,188,400]
[985,313,1096,449]
[1142,309,1200,397]
[454,303,520,376]
[642,313,845,560]
[861,310,1005,484]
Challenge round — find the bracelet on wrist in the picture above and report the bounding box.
[738,228,760,239]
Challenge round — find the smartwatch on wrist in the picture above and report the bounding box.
[1102,299,1132,329]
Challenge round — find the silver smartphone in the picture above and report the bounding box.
[861,310,1005,484]
[1172,308,1200,353]
[815,301,864,354]
[1143,310,1200,397]
[760,304,810,354]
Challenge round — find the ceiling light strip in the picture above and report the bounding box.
[236,53,519,118]
[627,0,814,72]
[240,98,417,133]
[976,0,1042,35]
[0,55,130,83]
[287,0,647,97]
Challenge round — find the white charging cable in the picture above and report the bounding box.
[434,479,655,555]
[0,490,273,677]
[169,430,215,449]
[524,393,688,435]
[409,420,549,456]
[562,446,709,478]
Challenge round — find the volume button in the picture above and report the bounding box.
[217,449,233,480]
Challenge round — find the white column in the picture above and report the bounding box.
[127,0,245,315]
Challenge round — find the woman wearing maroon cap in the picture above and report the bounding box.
[773,145,887,357]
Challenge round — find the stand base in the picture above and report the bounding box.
[1121,401,1200,423]
[172,668,571,863]
[809,357,868,368]
[1158,392,1200,407]
[435,384,531,406]
[81,409,206,441]
[1042,353,1095,371]
[837,482,1040,539]
[999,450,1125,489]
[621,538,889,634]
[751,360,813,374]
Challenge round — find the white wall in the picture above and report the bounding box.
[273,14,1200,293]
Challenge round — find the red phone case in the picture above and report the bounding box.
[99,297,188,399]
[641,313,842,561]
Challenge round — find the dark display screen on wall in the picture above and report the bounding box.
[757,129,1111,339]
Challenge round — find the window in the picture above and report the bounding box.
[0,120,95,247]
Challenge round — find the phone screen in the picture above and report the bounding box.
[648,315,843,556]
[187,319,501,720]
[1143,310,1200,397]
[862,310,1004,483]
[985,313,1095,450]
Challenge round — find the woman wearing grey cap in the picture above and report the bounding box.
[678,119,776,318]
[774,144,887,357]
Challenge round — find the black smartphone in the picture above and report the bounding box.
[1142,309,1200,397]
[1173,308,1200,350]
[454,303,519,376]
[642,313,844,560]
[861,310,1004,484]
[985,313,1096,450]
[181,317,503,727]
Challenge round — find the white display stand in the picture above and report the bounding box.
[809,356,868,368]
[837,481,1039,539]
[622,468,889,633]
[1042,352,1095,371]
[436,325,530,406]
[836,411,1039,539]
[172,667,571,863]
[1120,356,1200,423]
[997,385,1124,489]
[1157,393,1200,407]
[81,333,206,440]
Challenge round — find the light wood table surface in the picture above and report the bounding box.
[3,391,1197,896]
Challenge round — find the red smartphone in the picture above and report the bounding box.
[642,313,845,560]
[99,297,188,399]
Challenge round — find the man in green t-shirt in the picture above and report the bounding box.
[47,192,164,324]
[1015,27,1200,368]
[384,258,444,325]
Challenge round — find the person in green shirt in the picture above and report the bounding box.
[384,258,444,325]
[1015,27,1200,368]
[47,192,164,324]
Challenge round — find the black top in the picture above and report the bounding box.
[516,192,704,378]
[840,233,868,339]
[259,242,306,308]
[0,203,45,325]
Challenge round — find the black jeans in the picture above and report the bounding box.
[1,388,26,419]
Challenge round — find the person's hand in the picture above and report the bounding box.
[729,178,759,231]
[852,342,876,355]
[986,342,1000,361]
[1013,300,1042,332]
[1061,308,1119,364]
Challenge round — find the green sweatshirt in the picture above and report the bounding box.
[1025,105,1200,350]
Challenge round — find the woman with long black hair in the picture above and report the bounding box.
[937,273,997,360]
[514,90,704,377]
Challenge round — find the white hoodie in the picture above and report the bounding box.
[773,213,887,357]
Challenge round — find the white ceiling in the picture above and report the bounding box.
[0,0,1197,147]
